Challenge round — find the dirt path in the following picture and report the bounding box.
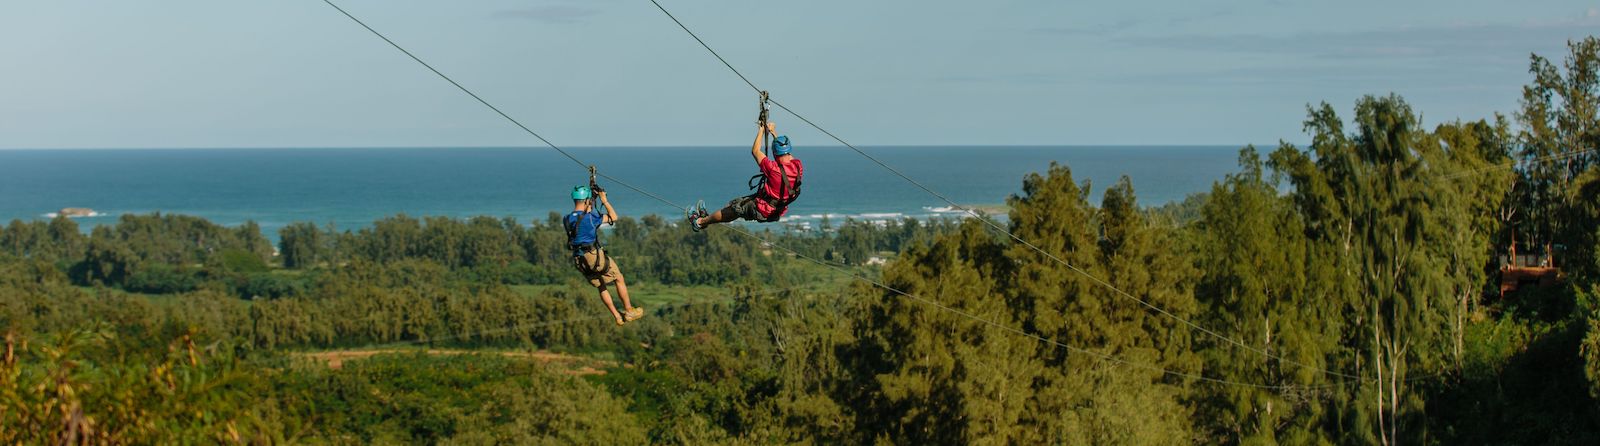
[299,349,615,376]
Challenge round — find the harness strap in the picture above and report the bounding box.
[566,212,605,256]
[571,246,611,276]
[564,212,580,241]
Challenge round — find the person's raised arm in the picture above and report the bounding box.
[751,121,775,164]
[598,190,618,224]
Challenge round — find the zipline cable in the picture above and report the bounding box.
[640,0,1366,381]
[1439,147,1600,180]
[317,0,1333,390]
[646,0,761,93]
[320,0,688,212]
[320,0,584,170]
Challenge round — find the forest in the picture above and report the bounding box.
[3,38,1599,445]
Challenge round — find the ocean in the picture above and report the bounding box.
[0,146,1242,239]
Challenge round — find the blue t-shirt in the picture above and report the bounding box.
[564,210,605,247]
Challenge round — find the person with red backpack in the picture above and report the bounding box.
[688,119,803,230]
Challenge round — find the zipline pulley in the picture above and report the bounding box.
[588,165,603,198]
[757,90,770,127]
[757,91,772,158]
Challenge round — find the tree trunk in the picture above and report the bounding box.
[1374,304,1388,446]
[1456,290,1467,369]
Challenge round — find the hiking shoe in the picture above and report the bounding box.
[624,307,645,322]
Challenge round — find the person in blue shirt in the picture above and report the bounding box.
[565,185,643,326]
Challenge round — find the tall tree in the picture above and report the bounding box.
[1430,119,1515,363]
[850,164,1201,443]
[1193,147,1345,443]
[1516,37,1599,267]
[1272,96,1465,444]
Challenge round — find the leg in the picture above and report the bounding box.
[581,250,624,325]
[699,196,756,228]
[600,258,643,322]
[697,206,739,227]
[614,276,635,311]
[597,285,624,324]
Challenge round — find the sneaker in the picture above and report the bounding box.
[624,307,645,322]
[686,201,709,232]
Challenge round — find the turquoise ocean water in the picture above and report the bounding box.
[0,146,1242,240]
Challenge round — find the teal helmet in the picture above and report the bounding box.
[571,185,592,201]
[771,135,792,156]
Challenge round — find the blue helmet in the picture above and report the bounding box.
[571,185,592,201]
[771,135,792,156]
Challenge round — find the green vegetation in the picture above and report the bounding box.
[3,37,1600,444]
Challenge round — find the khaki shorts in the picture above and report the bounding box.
[574,248,623,288]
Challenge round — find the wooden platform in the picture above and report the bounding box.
[1499,266,1563,298]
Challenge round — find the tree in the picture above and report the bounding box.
[852,220,1043,444]
[1516,37,1599,268]
[0,217,86,262]
[278,222,326,269]
[1271,96,1467,444]
[846,164,1201,444]
[1430,119,1516,363]
[1193,147,1329,443]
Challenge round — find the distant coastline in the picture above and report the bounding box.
[0,146,1240,243]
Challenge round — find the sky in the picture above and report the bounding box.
[1,0,1596,149]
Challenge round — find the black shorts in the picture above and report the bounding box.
[722,195,764,221]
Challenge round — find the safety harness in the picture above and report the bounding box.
[747,163,801,223]
[747,91,802,223]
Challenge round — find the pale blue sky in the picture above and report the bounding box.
[1,1,1596,149]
